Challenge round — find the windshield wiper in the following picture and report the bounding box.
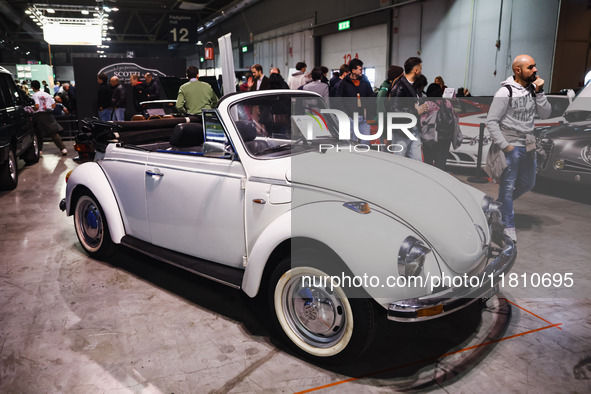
[255,143,293,155]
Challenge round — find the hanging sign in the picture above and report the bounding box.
[204,42,214,60]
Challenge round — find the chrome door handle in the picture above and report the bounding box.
[146,169,164,177]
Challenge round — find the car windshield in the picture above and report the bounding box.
[229,94,340,158]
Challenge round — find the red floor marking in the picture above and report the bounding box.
[295,299,563,393]
[502,298,562,330]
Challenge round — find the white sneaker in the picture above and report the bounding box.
[61,149,68,156]
[503,227,517,242]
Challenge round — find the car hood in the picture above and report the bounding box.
[290,149,489,273]
[543,122,591,140]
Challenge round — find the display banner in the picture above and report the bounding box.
[73,57,186,121]
[217,33,236,97]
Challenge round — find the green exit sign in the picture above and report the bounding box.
[242,46,248,52]
[338,20,350,31]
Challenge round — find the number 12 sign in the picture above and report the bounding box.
[168,14,197,44]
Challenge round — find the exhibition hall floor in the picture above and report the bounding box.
[1,141,590,393]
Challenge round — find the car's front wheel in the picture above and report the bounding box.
[74,192,115,258]
[269,252,377,363]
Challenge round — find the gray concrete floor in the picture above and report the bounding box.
[1,141,590,393]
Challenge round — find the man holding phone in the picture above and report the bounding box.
[486,54,551,242]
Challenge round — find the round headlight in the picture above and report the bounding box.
[398,236,431,277]
[553,159,565,170]
[482,195,501,215]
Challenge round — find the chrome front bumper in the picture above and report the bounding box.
[388,235,516,322]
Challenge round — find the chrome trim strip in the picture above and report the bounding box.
[145,164,244,179]
[387,234,516,322]
[249,176,290,186]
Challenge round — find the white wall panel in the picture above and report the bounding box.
[252,19,314,77]
[321,24,388,89]
[390,0,560,95]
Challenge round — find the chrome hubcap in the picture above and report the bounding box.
[77,199,103,248]
[282,273,347,348]
[8,151,16,181]
[33,136,39,157]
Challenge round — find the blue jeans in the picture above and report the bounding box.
[349,116,371,142]
[393,128,422,161]
[498,146,537,228]
[113,107,126,121]
[98,108,112,121]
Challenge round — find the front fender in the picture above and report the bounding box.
[242,201,443,302]
[65,162,126,244]
[242,210,291,297]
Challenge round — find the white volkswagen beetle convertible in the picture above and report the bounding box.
[60,90,516,363]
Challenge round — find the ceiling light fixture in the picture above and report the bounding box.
[81,10,89,15]
[47,9,55,13]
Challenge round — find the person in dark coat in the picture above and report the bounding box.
[97,73,112,121]
[110,76,126,121]
[335,58,375,141]
[389,56,429,160]
[63,83,77,115]
[320,66,329,84]
[145,72,161,101]
[130,74,147,113]
[268,68,289,89]
[248,64,270,91]
[329,64,349,97]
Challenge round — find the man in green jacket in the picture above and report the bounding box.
[176,66,219,115]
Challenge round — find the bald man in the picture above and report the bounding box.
[110,76,127,121]
[486,54,551,242]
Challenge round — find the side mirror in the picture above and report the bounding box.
[203,141,236,159]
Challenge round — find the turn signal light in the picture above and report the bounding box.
[343,201,371,214]
[65,170,74,183]
[416,305,444,318]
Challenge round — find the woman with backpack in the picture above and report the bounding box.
[420,83,462,170]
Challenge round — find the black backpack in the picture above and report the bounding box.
[435,102,455,139]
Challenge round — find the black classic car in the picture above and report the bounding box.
[537,82,591,186]
[0,67,40,190]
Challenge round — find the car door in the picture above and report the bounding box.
[99,146,151,241]
[145,111,246,268]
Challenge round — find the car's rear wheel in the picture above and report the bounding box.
[269,251,376,363]
[74,193,115,258]
[0,149,18,191]
[23,133,40,165]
